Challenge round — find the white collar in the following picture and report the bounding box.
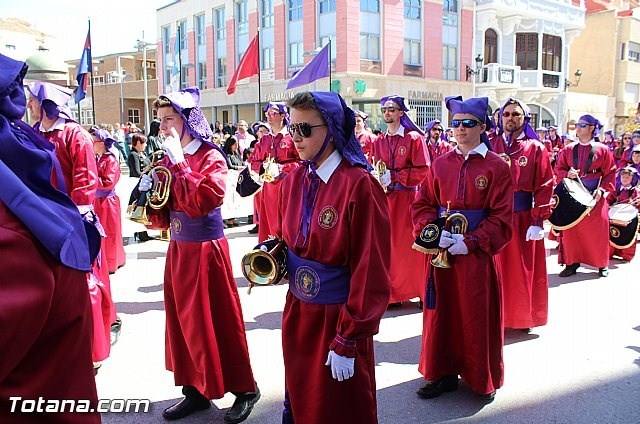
[386,124,405,137]
[270,126,288,136]
[183,138,202,155]
[39,117,66,133]
[315,149,342,184]
[455,142,488,159]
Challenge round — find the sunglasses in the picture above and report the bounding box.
[432,127,444,132]
[623,137,632,139]
[576,123,593,128]
[380,107,399,113]
[450,119,483,129]
[502,111,523,118]
[287,122,327,138]
[632,135,640,139]
[266,110,281,117]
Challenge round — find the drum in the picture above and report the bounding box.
[549,178,597,230]
[609,203,639,249]
[236,166,262,197]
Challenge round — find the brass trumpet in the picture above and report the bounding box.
[127,151,172,225]
[374,158,388,192]
[241,238,288,294]
[431,203,469,269]
[260,155,278,183]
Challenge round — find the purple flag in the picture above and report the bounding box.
[75,29,92,104]
[286,43,330,90]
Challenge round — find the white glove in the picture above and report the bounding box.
[161,127,185,164]
[380,170,391,188]
[370,169,379,179]
[138,174,153,192]
[525,225,545,241]
[325,350,355,382]
[448,235,469,255]
[77,204,106,237]
[439,230,456,249]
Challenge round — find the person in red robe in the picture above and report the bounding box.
[555,114,616,278]
[354,109,375,164]
[273,91,391,424]
[372,95,430,306]
[424,119,453,161]
[0,53,99,423]
[246,121,270,234]
[608,167,639,261]
[91,128,126,273]
[142,87,259,423]
[412,96,513,400]
[489,98,553,332]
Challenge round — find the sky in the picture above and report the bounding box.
[3,0,171,60]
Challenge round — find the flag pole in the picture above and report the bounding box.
[88,18,96,124]
[257,27,262,114]
[178,25,182,88]
[328,39,332,92]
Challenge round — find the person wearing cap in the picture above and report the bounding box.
[142,87,260,422]
[613,132,633,168]
[372,95,429,307]
[90,128,126,273]
[424,119,452,161]
[629,144,640,173]
[544,125,565,168]
[412,96,513,401]
[0,53,100,423]
[555,114,616,277]
[354,109,375,163]
[535,126,548,142]
[489,98,553,332]
[246,121,270,234]
[276,91,391,423]
[608,166,639,261]
[235,119,255,157]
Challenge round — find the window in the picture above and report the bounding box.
[165,68,171,86]
[442,45,457,79]
[289,0,303,21]
[178,20,187,50]
[442,0,458,80]
[106,71,120,84]
[516,33,538,70]
[5,44,16,50]
[93,75,105,85]
[404,0,421,19]
[162,26,171,54]
[262,0,274,28]
[82,109,94,126]
[628,42,640,63]
[195,14,206,46]
[289,42,303,66]
[624,83,639,103]
[128,109,140,125]
[484,29,497,64]
[262,47,275,70]
[408,99,442,129]
[360,34,380,61]
[215,8,226,40]
[237,0,248,35]
[217,57,227,86]
[181,66,189,89]
[360,0,379,12]
[320,0,336,13]
[542,34,561,72]
[443,0,457,13]
[197,62,207,90]
[404,39,421,65]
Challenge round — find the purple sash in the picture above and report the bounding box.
[438,207,488,232]
[581,177,600,193]
[96,189,115,198]
[513,191,533,212]
[388,182,419,192]
[169,209,224,242]
[286,250,350,304]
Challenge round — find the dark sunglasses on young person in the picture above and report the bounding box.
[576,123,593,128]
[287,122,327,138]
[502,111,523,118]
[380,106,398,113]
[450,119,483,129]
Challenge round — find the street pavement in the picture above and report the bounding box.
[99,175,640,423]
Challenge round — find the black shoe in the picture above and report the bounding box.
[224,388,261,424]
[416,375,458,399]
[559,263,579,277]
[110,318,122,346]
[478,391,496,401]
[248,215,254,224]
[387,302,402,309]
[248,225,259,234]
[416,301,424,310]
[520,328,532,334]
[134,231,155,242]
[162,390,210,421]
[598,267,609,277]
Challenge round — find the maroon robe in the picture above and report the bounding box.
[357,131,375,164]
[146,141,255,398]
[412,148,513,395]
[554,141,616,268]
[373,126,430,303]
[275,157,391,424]
[490,134,553,329]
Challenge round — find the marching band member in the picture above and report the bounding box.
[424,119,452,161]
[412,96,513,401]
[247,121,270,234]
[608,167,639,262]
[354,109,375,163]
[489,98,553,332]
[373,95,430,306]
[275,91,391,423]
[555,114,616,278]
[142,87,259,422]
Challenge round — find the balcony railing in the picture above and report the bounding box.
[479,63,520,85]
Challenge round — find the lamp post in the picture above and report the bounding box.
[117,55,134,125]
[565,69,582,89]
[136,36,155,133]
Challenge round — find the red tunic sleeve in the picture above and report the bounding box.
[97,154,120,190]
[396,132,430,188]
[67,124,98,205]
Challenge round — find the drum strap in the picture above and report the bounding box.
[573,143,597,177]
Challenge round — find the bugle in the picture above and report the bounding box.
[127,150,172,225]
[431,203,468,269]
[241,238,288,294]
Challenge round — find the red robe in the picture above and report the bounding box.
[248,138,266,224]
[412,149,513,395]
[357,131,375,164]
[554,141,616,268]
[147,141,255,398]
[608,185,639,261]
[255,129,300,242]
[373,126,430,303]
[0,203,100,424]
[490,134,553,329]
[426,138,453,162]
[93,152,126,273]
[275,157,391,424]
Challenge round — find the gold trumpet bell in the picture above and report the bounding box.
[430,213,468,269]
[127,204,152,225]
[241,238,287,294]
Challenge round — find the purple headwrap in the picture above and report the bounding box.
[380,95,424,136]
[26,81,74,121]
[263,101,290,125]
[578,114,603,137]
[159,87,213,141]
[617,166,639,187]
[445,96,492,150]
[92,128,116,149]
[0,53,96,271]
[496,97,539,141]
[252,121,270,134]
[424,119,443,134]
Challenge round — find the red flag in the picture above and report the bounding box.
[227,35,259,95]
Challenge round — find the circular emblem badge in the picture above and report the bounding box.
[398,146,407,156]
[294,266,320,299]
[518,156,528,167]
[318,206,338,229]
[238,174,244,184]
[550,194,559,210]
[171,217,182,234]
[280,141,288,149]
[420,223,440,243]
[610,227,620,238]
[475,174,488,190]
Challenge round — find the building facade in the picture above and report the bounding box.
[156,0,479,130]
